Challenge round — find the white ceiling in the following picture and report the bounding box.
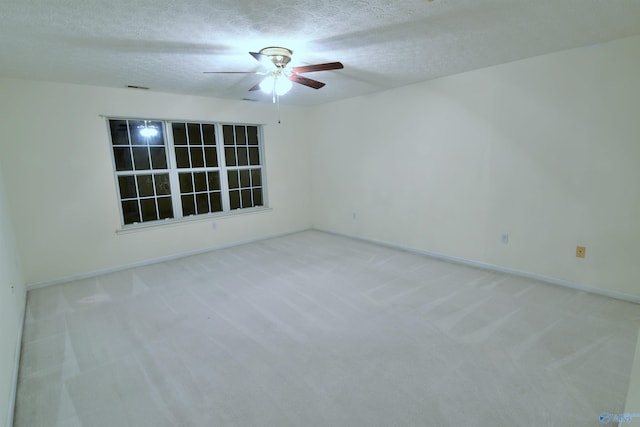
[1,0,640,106]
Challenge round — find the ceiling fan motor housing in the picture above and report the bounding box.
[259,47,293,68]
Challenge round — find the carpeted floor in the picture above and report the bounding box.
[14,231,640,426]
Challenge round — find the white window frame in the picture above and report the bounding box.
[106,117,268,230]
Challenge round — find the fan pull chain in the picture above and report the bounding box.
[276,93,282,124]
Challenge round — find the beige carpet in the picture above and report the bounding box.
[15,231,640,426]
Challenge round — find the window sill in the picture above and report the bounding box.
[115,206,272,235]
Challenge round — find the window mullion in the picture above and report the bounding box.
[164,121,183,219]
[216,124,231,212]
[258,125,268,208]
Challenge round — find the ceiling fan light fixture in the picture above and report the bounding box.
[275,76,292,96]
[260,75,292,96]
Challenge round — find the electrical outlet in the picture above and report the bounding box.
[576,246,586,258]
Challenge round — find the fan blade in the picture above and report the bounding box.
[250,52,276,69]
[203,71,261,74]
[291,62,344,74]
[289,75,325,89]
[248,81,262,91]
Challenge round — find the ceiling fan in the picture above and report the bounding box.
[204,47,343,99]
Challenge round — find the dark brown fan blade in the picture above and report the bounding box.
[250,52,276,69]
[289,75,325,89]
[291,62,343,74]
[203,71,260,74]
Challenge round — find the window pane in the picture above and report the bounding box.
[150,147,167,169]
[194,172,207,192]
[196,193,209,214]
[253,188,263,206]
[202,124,216,145]
[250,168,262,187]
[173,123,187,145]
[110,120,129,145]
[237,147,248,166]
[248,147,260,165]
[122,200,140,224]
[207,172,220,191]
[235,126,246,145]
[223,125,234,145]
[154,174,171,195]
[128,120,146,145]
[225,147,237,166]
[140,199,158,221]
[209,192,222,212]
[247,126,258,145]
[146,131,163,146]
[113,147,133,171]
[204,147,218,167]
[179,173,193,193]
[118,175,137,199]
[239,169,250,188]
[157,197,173,219]
[241,189,252,208]
[132,147,151,170]
[175,147,190,168]
[229,190,241,210]
[181,195,195,216]
[227,170,239,189]
[188,123,202,145]
[137,175,154,197]
[190,147,204,168]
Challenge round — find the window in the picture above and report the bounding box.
[107,118,266,227]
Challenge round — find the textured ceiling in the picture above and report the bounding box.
[1,0,640,105]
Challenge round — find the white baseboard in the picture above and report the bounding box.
[315,228,640,305]
[6,293,26,427]
[26,228,310,291]
[26,226,640,305]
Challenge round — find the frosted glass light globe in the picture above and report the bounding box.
[260,76,292,96]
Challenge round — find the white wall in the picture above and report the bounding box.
[0,80,311,285]
[309,35,640,299]
[0,161,26,426]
